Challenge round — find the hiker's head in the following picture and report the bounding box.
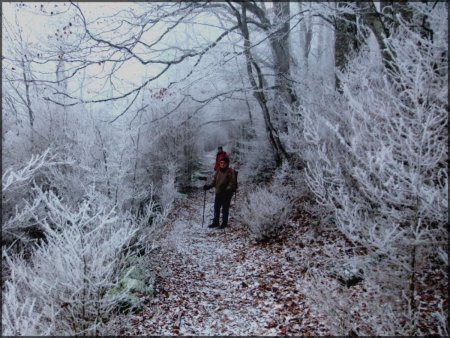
[219,156,229,169]
[217,146,223,152]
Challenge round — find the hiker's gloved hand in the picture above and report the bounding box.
[203,184,210,191]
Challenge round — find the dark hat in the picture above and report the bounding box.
[220,156,230,163]
[218,146,223,150]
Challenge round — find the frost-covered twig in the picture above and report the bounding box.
[2,148,73,193]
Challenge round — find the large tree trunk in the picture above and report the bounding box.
[355,2,398,75]
[335,2,425,84]
[297,1,312,74]
[228,2,301,165]
[270,2,298,133]
[237,4,289,165]
[358,1,433,77]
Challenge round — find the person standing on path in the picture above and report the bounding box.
[214,146,228,171]
[203,156,237,229]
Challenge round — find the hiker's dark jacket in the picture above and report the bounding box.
[210,167,236,195]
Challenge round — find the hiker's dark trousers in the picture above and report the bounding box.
[213,192,233,225]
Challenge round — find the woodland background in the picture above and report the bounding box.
[2,1,448,336]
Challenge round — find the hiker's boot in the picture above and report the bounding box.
[208,222,219,228]
[217,223,228,229]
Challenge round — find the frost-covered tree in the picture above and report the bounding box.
[2,7,38,154]
[302,2,448,335]
[23,2,314,166]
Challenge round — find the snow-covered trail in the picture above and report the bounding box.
[120,197,328,335]
[145,191,273,335]
[116,150,329,335]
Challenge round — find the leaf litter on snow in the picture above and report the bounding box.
[106,188,331,336]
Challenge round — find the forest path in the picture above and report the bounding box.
[117,151,329,335]
[120,205,330,334]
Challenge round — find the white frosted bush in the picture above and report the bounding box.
[2,278,56,336]
[2,188,139,336]
[2,148,73,233]
[301,2,448,335]
[240,186,290,241]
[2,148,77,256]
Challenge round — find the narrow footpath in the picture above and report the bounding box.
[111,150,329,335]
[119,189,328,336]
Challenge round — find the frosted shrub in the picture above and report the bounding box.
[2,275,56,336]
[2,188,139,336]
[142,98,202,189]
[272,160,311,200]
[130,183,171,252]
[2,148,74,247]
[271,160,295,199]
[135,186,163,229]
[302,2,448,335]
[2,148,52,192]
[240,186,290,242]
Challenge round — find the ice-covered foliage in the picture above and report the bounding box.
[240,160,314,242]
[2,148,74,245]
[240,184,290,242]
[1,147,168,335]
[305,4,448,250]
[140,93,203,191]
[271,160,310,200]
[2,187,139,335]
[301,2,448,334]
[2,289,56,336]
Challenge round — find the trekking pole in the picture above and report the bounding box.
[234,170,238,203]
[202,189,206,227]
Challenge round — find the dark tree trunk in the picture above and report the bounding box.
[236,4,289,165]
[334,2,360,91]
[270,2,298,133]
